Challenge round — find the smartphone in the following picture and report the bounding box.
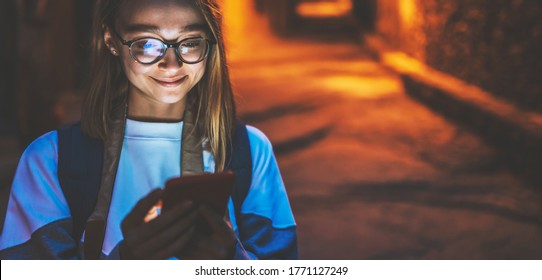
[161,172,235,213]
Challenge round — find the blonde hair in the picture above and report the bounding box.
[81,0,236,171]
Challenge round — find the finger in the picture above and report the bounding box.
[198,205,231,232]
[189,213,237,260]
[198,205,237,246]
[133,208,199,257]
[190,235,232,260]
[126,200,195,246]
[143,203,162,223]
[180,236,215,260]
[196,238,223,259]
[122,188,163,231]
[145,199,194,228]
[151,225,197,260]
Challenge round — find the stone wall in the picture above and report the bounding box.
[374,0,542,113]
[374,0,426,61]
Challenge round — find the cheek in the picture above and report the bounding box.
[122,58,151,79]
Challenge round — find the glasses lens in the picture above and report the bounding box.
[130,39,165,63]
[178,38,209,63]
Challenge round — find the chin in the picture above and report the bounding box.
[157,92,189,104]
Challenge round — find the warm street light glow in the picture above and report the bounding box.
[296,0,352,18]
[399,0,417,30]
[320,75,403,99]
[397,0,426,61]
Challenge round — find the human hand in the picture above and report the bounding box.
[119,188,198,259]
[181,205,237,260]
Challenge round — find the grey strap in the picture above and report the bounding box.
[85,103,126,259]
[181,103,204,175]
[84,101,204,259]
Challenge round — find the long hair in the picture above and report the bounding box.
[81,0,236,171]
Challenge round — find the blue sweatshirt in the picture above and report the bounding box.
[0,119,297,259]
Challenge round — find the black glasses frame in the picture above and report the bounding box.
[112,29,213,65]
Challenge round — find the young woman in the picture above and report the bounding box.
[0,0,297,259]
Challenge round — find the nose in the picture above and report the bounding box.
[158,47,183,70]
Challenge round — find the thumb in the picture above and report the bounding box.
[122,188,163,231]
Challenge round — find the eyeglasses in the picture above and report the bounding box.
[113,30,212,65]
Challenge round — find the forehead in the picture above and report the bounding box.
[116,0,206,32]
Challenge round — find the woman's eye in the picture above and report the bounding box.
[182,41,200,48]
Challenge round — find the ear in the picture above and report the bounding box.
[102,24,119,55]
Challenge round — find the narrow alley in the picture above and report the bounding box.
[224,0,542,259]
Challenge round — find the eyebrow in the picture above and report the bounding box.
[123,23,209,34]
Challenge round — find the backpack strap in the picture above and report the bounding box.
[57,120,252,247]
[226,120,253,223]
[57,123,104,243]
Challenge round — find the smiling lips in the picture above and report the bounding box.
[152,76,187,87]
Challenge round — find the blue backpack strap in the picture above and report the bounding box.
[57,123,104,243]
[225,120,253,223]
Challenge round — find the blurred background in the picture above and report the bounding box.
[1,0,542,259]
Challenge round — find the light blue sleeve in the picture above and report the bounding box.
[228,126,298,259]
[0,131,78,259]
